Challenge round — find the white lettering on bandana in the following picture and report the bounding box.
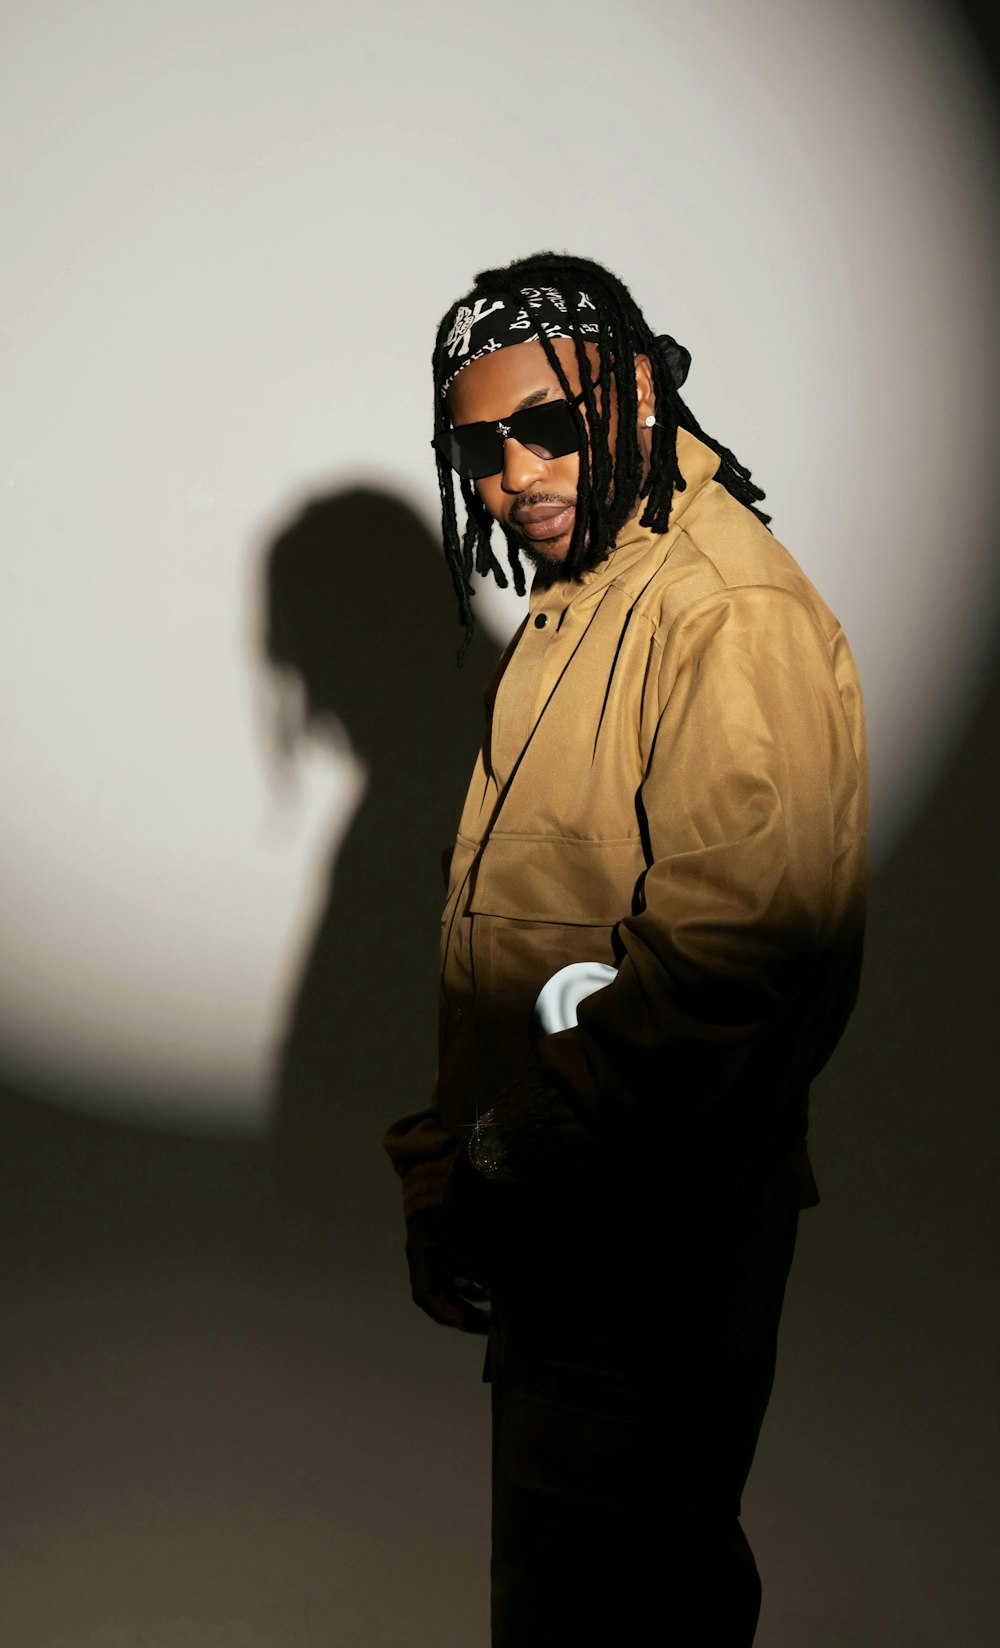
[438,286,600,397]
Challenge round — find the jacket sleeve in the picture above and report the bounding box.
[467,585,868,1192]
[381,842,464,1224]
[382,1091,462,1223]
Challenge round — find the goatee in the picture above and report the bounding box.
[523,546,574,588]
[521,534,615,591]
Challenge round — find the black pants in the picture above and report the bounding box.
[485,1178,801,1646]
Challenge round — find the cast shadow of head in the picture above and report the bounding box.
[260,485,501,1263]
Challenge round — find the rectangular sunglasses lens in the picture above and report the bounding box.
[433,427,501,480]
[511,399,581,459]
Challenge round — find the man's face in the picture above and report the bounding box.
[445,337,654,585]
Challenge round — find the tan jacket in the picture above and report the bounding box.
[383,428,869,1222]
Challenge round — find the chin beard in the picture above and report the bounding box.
[522,533,615,590]
[522,545,572,588]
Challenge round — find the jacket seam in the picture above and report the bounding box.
[479,832,643,846]
[651,578,840,655]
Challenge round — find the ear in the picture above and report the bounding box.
[634,353,655,423]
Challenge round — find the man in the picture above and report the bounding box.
[382,252,868,1645]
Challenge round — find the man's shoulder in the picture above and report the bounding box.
[633,482,842,649]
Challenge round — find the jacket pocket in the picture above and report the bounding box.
[467,834,648,926]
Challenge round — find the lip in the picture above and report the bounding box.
[515,504,576,542]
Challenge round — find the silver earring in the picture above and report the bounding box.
[643,414,656,428]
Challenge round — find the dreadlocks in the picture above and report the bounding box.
[431,251,772,664]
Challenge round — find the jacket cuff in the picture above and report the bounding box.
[401,1151,460,1223]
[468,1059,602,1192]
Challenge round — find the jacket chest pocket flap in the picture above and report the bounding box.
[466,834,648,927]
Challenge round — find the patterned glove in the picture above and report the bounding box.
[467,1061,601,1190]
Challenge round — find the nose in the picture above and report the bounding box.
[500,437,549,495]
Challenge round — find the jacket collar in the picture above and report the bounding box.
[527,427,722,617]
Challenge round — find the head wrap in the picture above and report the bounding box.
[437,284,600,399]
[435,280,691,403]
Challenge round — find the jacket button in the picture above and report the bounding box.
[454,1006,464,1024]
[534,612,548,628]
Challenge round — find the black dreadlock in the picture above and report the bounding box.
[431,251,772,665]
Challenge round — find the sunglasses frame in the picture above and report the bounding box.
[433,388,589,481]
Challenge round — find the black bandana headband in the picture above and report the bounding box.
[436,282,691,402]
[438,284,601,399]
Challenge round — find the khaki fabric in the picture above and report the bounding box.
[383,428,869,1222]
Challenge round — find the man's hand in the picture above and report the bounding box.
[404,1207,492,1334]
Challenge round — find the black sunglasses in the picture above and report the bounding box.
[433,390,588,481]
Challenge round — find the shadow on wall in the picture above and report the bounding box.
[0,484,501,1278]
[0,486,503,1644]
[261,486,501,1260]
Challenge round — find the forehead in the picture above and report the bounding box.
[446,337,597,425]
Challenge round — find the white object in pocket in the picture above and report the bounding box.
[533,961,617,1037]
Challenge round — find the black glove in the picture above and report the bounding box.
[437,1138,511,1285]
[439,1122,570,1284]
[466,1062,607,1195]
[404,1202,491,1334]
